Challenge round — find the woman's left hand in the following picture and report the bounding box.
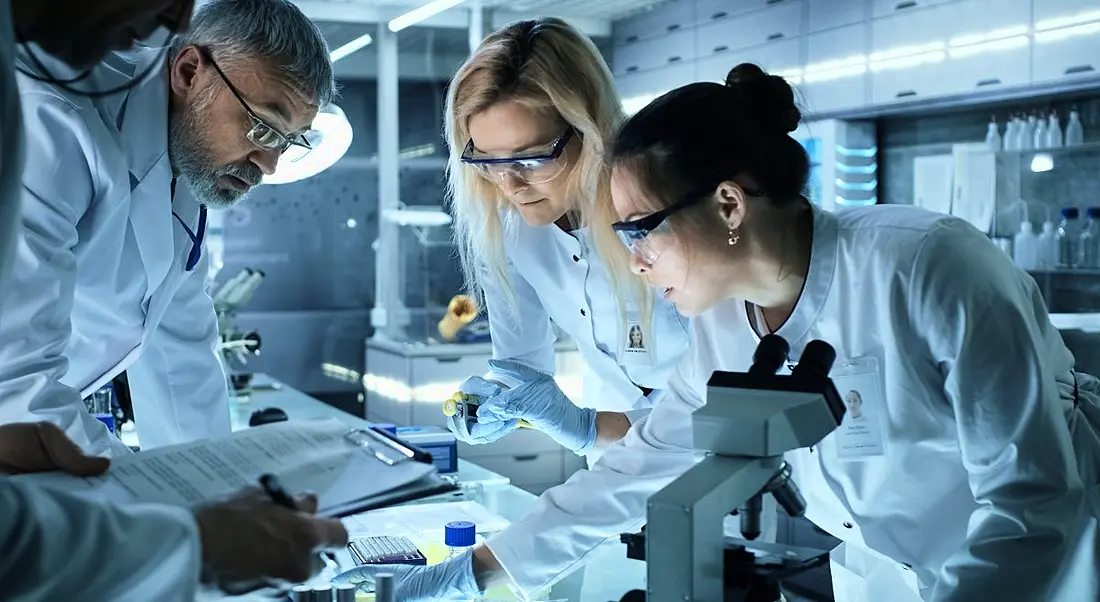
[476,370,596,455]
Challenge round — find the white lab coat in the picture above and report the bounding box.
[0,13,205,602]
[482,210,690,424]
[0,46,231,457]
[487,204,1100,600]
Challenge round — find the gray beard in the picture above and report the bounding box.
[167,104,263,209]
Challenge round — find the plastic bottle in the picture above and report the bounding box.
[1081,207,1100,270]
[1013,221,1037,270]
[1033,113,1048,150]
[1020,114,1037,150]
[1037,220,1057,270]
[445,521,476,561]
[1003,116,1019,151]
[985,116,1002,151]
[1066,109,1085,146]
[1047,110,1064,148]
[1057,207,1081,269]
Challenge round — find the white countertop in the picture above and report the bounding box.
[1049,313,1100,334]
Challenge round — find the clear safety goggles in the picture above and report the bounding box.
[612,184,765,264]
[460,128,574,186]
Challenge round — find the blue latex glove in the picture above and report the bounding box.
[444,375,519,445]
[330,549,479,601]
[477,360,597,455]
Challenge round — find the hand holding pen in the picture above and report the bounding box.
[193,476,348,594]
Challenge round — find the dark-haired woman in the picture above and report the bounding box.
[598,64,1100,601]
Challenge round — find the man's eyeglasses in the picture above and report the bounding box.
[460,129,574,186]
[612,184,765,264]
[198,47,321,162]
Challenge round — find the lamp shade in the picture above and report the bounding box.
[263,104,353,185]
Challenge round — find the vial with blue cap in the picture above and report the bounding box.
[444,520,476,562]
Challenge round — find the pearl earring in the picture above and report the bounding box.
[728,228,740,246]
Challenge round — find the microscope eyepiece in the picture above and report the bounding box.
[790,339,836,380]
[748,334,790,376]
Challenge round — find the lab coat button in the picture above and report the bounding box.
[843,521,853,529]
[572,254,580,262]
[580,309,587,316]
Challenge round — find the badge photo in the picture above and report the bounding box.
[831,358,887,461]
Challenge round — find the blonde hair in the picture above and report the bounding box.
[444,17,649,326]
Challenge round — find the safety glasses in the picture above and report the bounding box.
[460,128,575,186]
[612,184,765,264]
[198,47,322,162]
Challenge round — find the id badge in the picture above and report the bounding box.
[620,310,652,366]
[831,357,888,461]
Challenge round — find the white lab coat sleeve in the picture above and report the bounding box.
[0,478,201,601]
[481,258,557,380]
[911,221,1087,602]
[0,94,126,458]
[485,353,702,596]
[124,249,231,450]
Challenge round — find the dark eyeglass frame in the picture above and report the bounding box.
[459,128,575,167]
[612,183,766,240]
[196,46,314,156]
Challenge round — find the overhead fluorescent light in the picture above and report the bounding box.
[1035,20,1100,43]
[330,33,373,63]
[949,25,1029,47]
[869,50,945,72]
[869,41,945,63]
[1030,154,1054,173]
[803,63,866,84]
[948,35,1028,58]
[1035,9,1100,32]
[389,0,469,33]
[263,104,354,185]
[774,68,803,85]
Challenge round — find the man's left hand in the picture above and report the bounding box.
[0,422,110,476]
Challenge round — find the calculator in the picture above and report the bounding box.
[348,535,428,566]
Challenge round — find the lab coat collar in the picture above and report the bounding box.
[114,47,171,184]
[748,203,839,352]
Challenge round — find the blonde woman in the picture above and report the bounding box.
[333,17,692,599]
[437,18,689,461]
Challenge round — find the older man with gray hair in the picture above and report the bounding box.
[0,0,336,456]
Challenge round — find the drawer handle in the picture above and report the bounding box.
[625,35,639,44]
[1065,65,1096,75]
[666,23,681,32]
[767,33,785,41]
[435,356,461,363]
[513,454,539,462]
[895,1,918,10]
[896,90,918,98]
[667,56,682,63]
[766,0,784,4]
[976,78,1002,87]
[714,45,730,53]
[625,65,639,73]
[711,11,728,20]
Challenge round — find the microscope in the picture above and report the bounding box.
[212,268,265,391]
[619,335,846,602]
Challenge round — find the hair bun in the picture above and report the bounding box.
[725,63,801,134]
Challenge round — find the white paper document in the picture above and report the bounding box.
[15,418,446,516]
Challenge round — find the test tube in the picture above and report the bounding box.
[374,573,395,602]
[310,584,333,602]
[334,583,356,602]
[291,584,312,602]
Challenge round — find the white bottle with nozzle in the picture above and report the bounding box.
[1047,111,1064,148]
[1037,220,1057,270]
[1033,114,1048,150]
[1003,116,1019,151]
[1020,114,1037,150]
[985,117,1002,151]
[1066,109,1085,146]
[1013,221,1037,270]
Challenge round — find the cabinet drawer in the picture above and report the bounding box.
[948,0,1030,47]
[614,0,697,46]
[614,29,698,75]
[1033,28,1100,83]
[1033,0,1100,30]
[695,1,804,58]
[695,38,802,84]
[799,76,869,114]
[943,43,1031,95]
[871,60,952,104]
[457,426,562,458]
[806,22,867,66]
[470,452,564,487]
[871,0,953,20]
[695,0,799,24]
[616,62,697,101]
[808,0,866,33]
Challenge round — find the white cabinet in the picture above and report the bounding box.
[695,0,803,58]
[616,62,697,100]
[871,61,953,103]
[695,0,799,24]
[807,0,867,33]
[870,2,958,55]
[614,0,697,46]
[1033,0,1099,29]
[944,44,1032,94]
[695,38,801,83]
[1033,29,1100,84]
[870,0,954,20]
[613,29,698,75]
[800,23,870,113]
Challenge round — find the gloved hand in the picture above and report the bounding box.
[0,421,110,476]
[476,360,597,455]
[331,548,480,601]
[445,375,519,445]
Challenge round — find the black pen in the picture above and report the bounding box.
[258,473,343,571]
